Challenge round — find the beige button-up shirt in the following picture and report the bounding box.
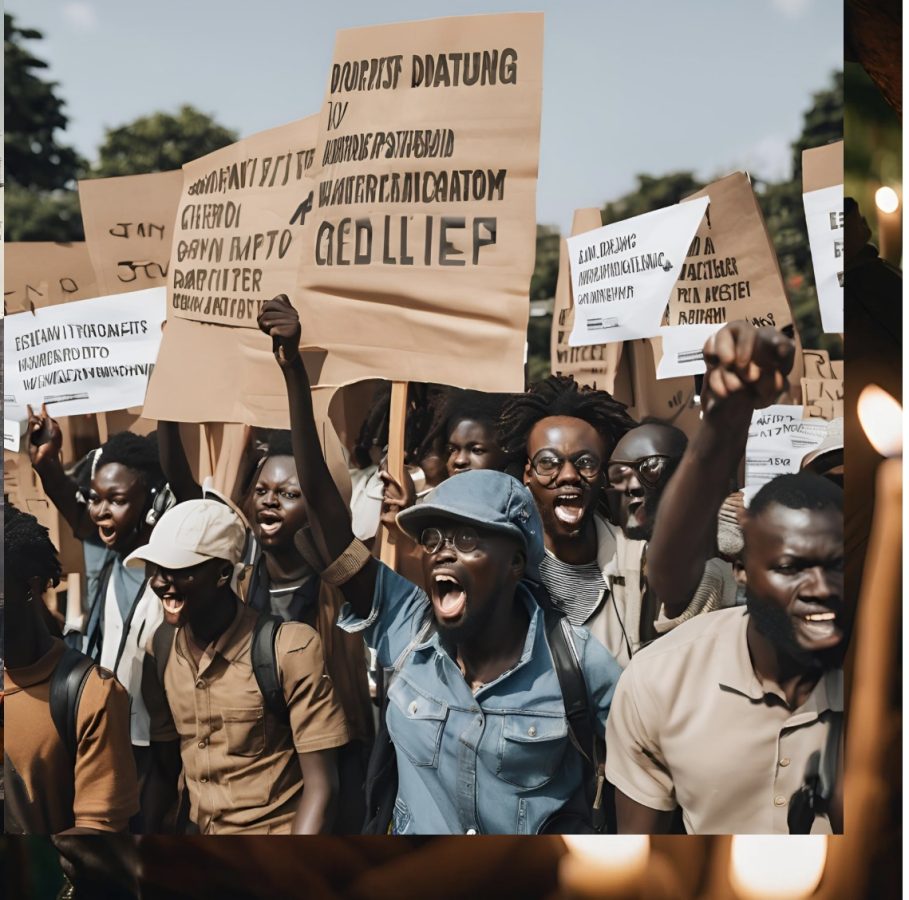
[144,600,349,834]
[605,607,842,834]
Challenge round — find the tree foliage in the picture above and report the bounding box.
[94,106,238,178]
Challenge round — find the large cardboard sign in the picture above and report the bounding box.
[802,142,844,334]
[79,171,183,295]
[567,198,708,346]
[5,242,99,313]
[550,208,624,392]
[4,287,166,420]
[294,13,543,391]
[168,117,318,327]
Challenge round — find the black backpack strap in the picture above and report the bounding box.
[49,647,97,762]
[251,613,290,725]
[152,621,177,689]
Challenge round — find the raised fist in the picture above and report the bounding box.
[257,294,302,367]
[26,403,63,469]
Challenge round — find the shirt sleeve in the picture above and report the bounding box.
[572,625,622,734]
[653,557,738,634]
[141,628,179,743]
[276,623,350,754]
[604,662,677,811]
[73,669,140,831]
[336,562,432,669]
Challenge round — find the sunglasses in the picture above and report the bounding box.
[606,455,676,489]
[419,526,481,555]
[529,450,602,481]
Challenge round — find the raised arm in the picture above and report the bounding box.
[26,404,95,540]
[647,323,794,617]
[258,295,377,617]
[156,421,203,502]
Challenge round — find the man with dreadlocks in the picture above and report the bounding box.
[4,504,139,834]
[26,407,173,815]
[497,376,636,642]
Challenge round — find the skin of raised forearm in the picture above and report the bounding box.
[647,405,751,616]
[33,456,94,540]
[156,420,203,502]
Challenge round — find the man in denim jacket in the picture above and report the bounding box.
[260,295,621,834]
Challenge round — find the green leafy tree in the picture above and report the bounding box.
[93,106,238,177]
[602,172,704,224]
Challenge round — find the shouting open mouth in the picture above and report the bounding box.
[431,569,468,621]
[553,490,585,526]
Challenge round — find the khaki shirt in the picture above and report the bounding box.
[143,600,349,834]
[605,607,842,834]
[4,639,139,833]
[587,523,737,668]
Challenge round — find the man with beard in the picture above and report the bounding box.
[260,296,621,834]
[135,499,349,834]
[587,423,737,666]
[497,376,637,632]
[606,322,844,834]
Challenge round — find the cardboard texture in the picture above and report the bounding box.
[802,141,843,193]
[168,117,318,327]
[551,208,623,392]
[79,171,183,296]
[295,13,543,392]
[5,242,99,313]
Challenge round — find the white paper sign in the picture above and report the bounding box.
[655,323,724,379]
[802,184,843,333]
[4,419,22,452]
[4,287,166,419]
[567,197,709,346]
[743,405,829,504]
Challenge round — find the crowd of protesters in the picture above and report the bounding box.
[3,301,845,838]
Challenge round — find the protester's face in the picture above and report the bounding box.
[88,463,149,554]
[149,557,229,629]
[420,521,523,643]
[743,503,846,669]
[446,419,508,476]
[607,425,684,541]
[252,456,307,553]
[523,417,605,542]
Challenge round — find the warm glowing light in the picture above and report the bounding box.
[875,185,900,214]
[858,384,903,457]
[560,836,649,898]
[730,836,827,900]
[563,835,650,865]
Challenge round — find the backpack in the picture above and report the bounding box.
[49,646,98,761]
[151,612,290,724]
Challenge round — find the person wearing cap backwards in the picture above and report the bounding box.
[260,296,622,835]
[134,498,349,834]
[606,323,845,834]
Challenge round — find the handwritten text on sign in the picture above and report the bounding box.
[567,198,708,347]
[171,117,318,327]
[294,14,542,392]
[803,184,844,333]
[4,287,166,419]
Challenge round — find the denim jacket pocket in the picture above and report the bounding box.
[386,676,448,767]
[497,713,568,789]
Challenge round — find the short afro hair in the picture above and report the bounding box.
[5,503,63,589]
[94,431,165,493]
[418,388,513,462]
[749,471,843,517]
[498,375,637,460]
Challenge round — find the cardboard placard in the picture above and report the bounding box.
[802,142,844,334]
[550,208,624,392]
[567,198,708,346]
[294,13,543,392]
[4,287,166,420]
[801,377,844,420]
[4,242,99,313]
[168,117,318,327]
[79,171,183,295]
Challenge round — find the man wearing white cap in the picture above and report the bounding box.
[133,499,349,834]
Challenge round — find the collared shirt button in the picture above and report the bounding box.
[466,828,477,835]
[198,739,207,749]
[779,757,790,767]
[774,795,786,807]
[195,679,204,689]
[528,726,537,737]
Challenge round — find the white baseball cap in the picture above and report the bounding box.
[124,498,247,570]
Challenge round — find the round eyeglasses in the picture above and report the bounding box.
[419,526,481,555]
[529,450,602,481]
[606,455,675,489]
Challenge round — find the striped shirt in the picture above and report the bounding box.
[538,552,607,626]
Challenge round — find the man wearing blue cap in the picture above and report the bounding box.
[260,296,622,835]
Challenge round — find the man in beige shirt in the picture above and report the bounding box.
[134,499,349,834]
[608,323,844,834]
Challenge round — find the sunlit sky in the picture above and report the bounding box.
[14,0,841,232]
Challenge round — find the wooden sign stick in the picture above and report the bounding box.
[379,381,408,571]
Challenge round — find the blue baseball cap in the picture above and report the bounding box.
[396,469,544,581]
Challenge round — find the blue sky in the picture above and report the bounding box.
[13,0,841,232]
